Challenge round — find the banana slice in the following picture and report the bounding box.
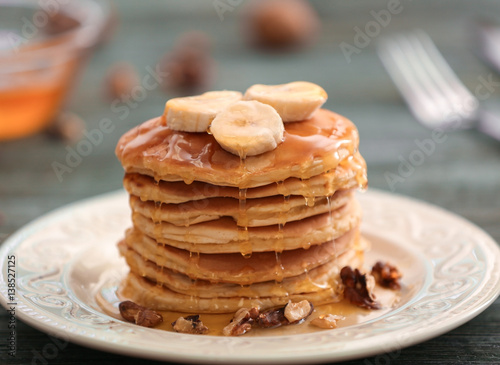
[244,81,327,122]
[165,91,242,132]
[210,100,284,158]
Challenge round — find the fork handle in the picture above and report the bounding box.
[478,109,500,141]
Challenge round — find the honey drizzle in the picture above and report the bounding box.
[151,201,162,280]
[271,220,286,283]
[237,187,252,258]
[187,251,201,279]
[274,251,285,284]
[326,195,338,256]
[152,201,162,223]
[273,183,289,287]
[117,109,360,188]
[275,180,287,196]
[304,195,315,207]
[340,154,368,191]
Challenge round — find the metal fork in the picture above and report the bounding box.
[377,30,483,132]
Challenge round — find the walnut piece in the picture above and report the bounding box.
[106,62,140,100]
[45,112,85,144]
[371,261,402,290]
[159,31,214,94]
[257,301,313,328]
[255,306,287,328]
[172,315,209,335]
[135,309,163,328]
[340,266,381,310]
[223,307,259,336]
[119,300,141,322]
[223,301,314,336]
[246,0,319,49]
[284,300,313,323]
[119,300,163,328]
[310,314,345,329]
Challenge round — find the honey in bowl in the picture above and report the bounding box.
[0,0,106,140]
[0,61,74,140]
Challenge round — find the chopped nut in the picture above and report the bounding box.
[284,300,313,323]
[106,62,140,100]
[223,302,314,336]
[371,261,402,290]
[246,0,319,50]
[45,112,85,144]
[172,315,209,334]
[340,266,381,310]
[256,306,287,328]
[160,49,214,94]
[366,273,377,299]
[256,301,313,328]
[310,314,345,329]
[159,32,215,94]
[222,307,259,336]
[119,300,163,328]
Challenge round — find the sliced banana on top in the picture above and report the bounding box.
[244,81,327,122]
[165,91,242,132]
[210,100,284,159]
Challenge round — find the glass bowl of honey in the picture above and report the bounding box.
[0,0,108,140]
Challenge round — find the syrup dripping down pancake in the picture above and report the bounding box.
[130,198,361,253]
[129,189,353,227]
[119,242,364,299]
[118,272,348,314]
[121,227,358,284]
[122,152,366,204]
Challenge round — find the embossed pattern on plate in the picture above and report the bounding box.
[0,189,499,364]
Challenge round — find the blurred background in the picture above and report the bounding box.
[0,1,499,364]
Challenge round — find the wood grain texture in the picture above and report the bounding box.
[1,1,499,364]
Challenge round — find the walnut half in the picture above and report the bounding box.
[340,266,381,310]
[119,300,163,328]
[371,261,402,290]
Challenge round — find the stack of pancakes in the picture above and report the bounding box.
[115,108,367,313]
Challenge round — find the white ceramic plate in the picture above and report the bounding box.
[0,189,499,364]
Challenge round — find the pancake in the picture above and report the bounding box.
[115,109,360,189]
[122,152,367,204]
[129,189,353,227]
[131,198,362,253]
[121,227,358,284]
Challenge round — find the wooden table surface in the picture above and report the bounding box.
[1,1,499,364]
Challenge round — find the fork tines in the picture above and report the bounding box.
[377,29,478,129]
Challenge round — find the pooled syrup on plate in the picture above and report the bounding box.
[96,282,402,337]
